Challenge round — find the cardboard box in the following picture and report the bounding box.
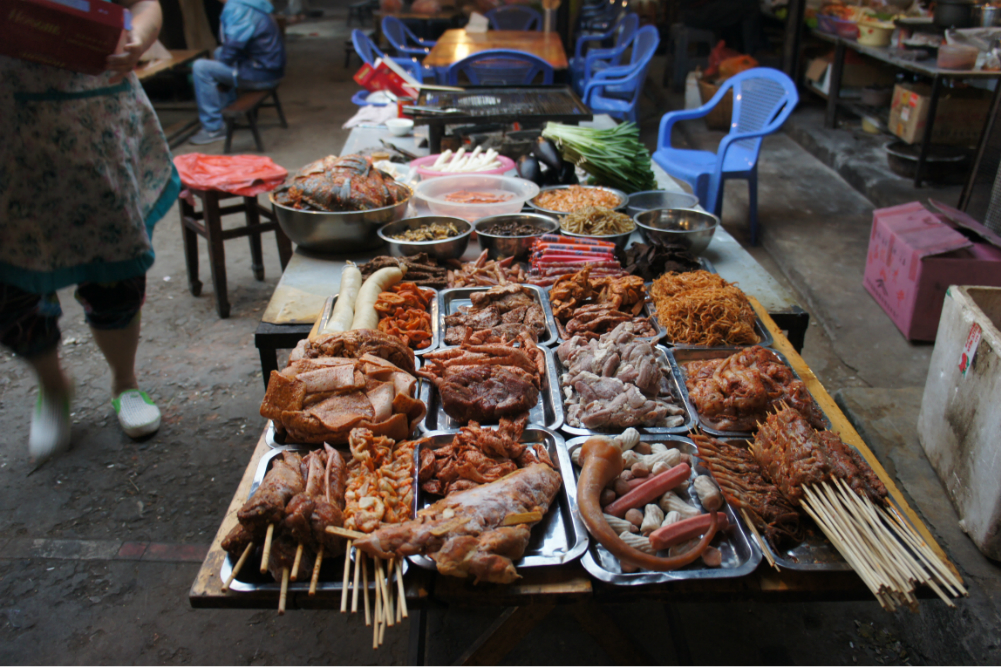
[888,82,992,147]
[862,201,1001,341]
[804,50,895,95]
[0,0,126,75]
[353,58,419,99]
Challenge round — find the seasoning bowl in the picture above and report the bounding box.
[559,226,634,253]
[634,208,719,255]
[377,216,473,260]
[385,118,414,137]
[413,174,539,222]
[474,213,559,261]
[625,190,700,218]
[527,185,628,216]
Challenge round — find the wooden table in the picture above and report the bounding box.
[135,49,207,148]
[191,304,961,663]
[423,29,569,69]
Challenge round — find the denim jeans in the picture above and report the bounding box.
[192,48,280,132]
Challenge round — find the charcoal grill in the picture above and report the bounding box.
[406,85,592,153]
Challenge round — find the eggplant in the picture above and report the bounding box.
[517,154,544,185]
[558,161,579,185]
[532,137,563,171]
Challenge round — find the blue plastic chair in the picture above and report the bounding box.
[382,16,436,57]
[571,13,638,95]
[485,6,542,31]
[581,25,659,123]
[446,49,554,85]
[652,68,799,246]
[351,29,427,82]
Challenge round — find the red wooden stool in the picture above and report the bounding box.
[178,188,292,318]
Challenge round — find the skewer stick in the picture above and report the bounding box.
[341,540,353,612]
[362,555,372,627]
[222,542,253,592]
[291,543,304,581]
[373,559,381,649]
[740,509,779,572]
[351,548,362,612]
[377,557,394,627]
[883,505,967,594]
[326,525,367,540]
[395,558,409,618]
[278,567,290,615]
[260,524,275,574]
[309,546,324,596]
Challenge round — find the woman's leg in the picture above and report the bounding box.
[90,314,141,397]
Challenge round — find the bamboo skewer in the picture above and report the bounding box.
[278,567,290,615]
[341,540,353,612]
[291,543,304,581]
[222,542,253,592]
[396,558,409,619]
[377,557,394,628]
[883,505,967,595]
[362,555,372,626]
[372,557,381,649]
[260,524,275,574]
[309,546,324,596]
[740,508,779,572]
[351,549,362,613]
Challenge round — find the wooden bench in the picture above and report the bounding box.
[221,86,288,153]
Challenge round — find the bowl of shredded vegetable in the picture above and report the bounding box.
[528,184,628,216]
[413,175,539,222]
[378,216,472,260]
[558,206,636,252]
[634,208,719,255]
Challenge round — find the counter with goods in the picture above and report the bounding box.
[194,118,965,660]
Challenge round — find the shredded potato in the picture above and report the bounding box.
[560,206,634,236]
[650,271,760,346]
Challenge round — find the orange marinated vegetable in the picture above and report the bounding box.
[375,282,435,350]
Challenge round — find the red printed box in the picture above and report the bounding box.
[862,201,1000,341]
[0,0,126,75]
[353,58,419,99]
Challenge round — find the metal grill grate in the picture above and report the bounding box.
[423,87,590,118]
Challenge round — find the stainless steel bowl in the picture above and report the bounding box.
[377,216,472,260]
[474,213,559,261]
[633,208,719,255]
[527,185,628,216]
[626,190,699,218]
[269,183,412,254]
[559,227,634,252]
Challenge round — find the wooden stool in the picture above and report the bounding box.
[179,188,292,318]
[222,86,288,154]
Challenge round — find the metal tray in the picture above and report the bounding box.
[407,426,589,571]
[553,299,666,346]
[317,287,440,355]
[220,446,409,593]
[437,284,558,348]
[565,435,762,585]
[418,346,564,432]
[556,344,695,437]
[669,347,832,439]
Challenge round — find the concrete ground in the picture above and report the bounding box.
[1,7,998,665]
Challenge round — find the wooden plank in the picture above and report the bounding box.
[135,49,205,81]
[453,604,556,666]
[423,29,569,69]
[432,567,592,607]
[748,296,962,580]
[569,601,655,665]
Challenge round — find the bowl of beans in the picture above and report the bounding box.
[527,185,628,216]
[474,213,560,261]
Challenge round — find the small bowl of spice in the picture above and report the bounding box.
[474,213,559,261]
[378,216,473,260]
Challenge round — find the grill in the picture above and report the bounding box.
[410,85,592,152]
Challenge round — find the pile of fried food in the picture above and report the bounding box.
[344,428,421,533]
[557,322,686,430]
[650,270,760,347]
[375,282,435,350]
[272,154,407,212]
[354,419,563,584]
[362,254,448,289]
[549,266,657,340]
[443,283,547,345]
[419,331,545,424]
[260,330,425,444]
[447,249,527,288]
[418,416,553,496]
[682,346,826,432]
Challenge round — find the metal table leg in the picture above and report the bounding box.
[824,40,846,129]
[770,307,810,354]
[914,74,942,188]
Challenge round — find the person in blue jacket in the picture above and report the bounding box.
[189,0,286,144]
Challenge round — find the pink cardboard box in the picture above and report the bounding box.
[863,201,1001,341]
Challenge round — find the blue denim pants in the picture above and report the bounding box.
[192,48,279,132]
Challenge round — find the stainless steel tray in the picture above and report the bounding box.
[565,435,762,584]
[557,344,695,437]
[418,346,564,432]
[220,446,409,593]
[437,284,558,348]
[669,347,831,439]
[317,287,440,355]
[407,426,589,571]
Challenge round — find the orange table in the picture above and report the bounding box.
[423,29,569,69]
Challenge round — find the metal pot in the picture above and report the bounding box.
[935,0,975,28]
[973,3,1001,27]
[885,141,971,184]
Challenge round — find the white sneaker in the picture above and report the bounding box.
[29,388,72,462]
[113,389,161,438]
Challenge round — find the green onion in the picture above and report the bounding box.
[541,122,657,194]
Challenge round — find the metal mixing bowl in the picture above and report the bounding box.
[474,213,559,261]
[377,216,472,260]
[633,208,719,255]
[527,185,628,216]
[626,190,699,218]
[269,183,412,254]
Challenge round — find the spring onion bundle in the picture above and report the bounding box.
[541,122,657,194]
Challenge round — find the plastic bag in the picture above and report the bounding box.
[704,41,741,79]
[173,154,288,196]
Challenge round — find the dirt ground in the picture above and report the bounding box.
[1,5,998,665]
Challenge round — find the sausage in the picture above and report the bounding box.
[576,436,718,571]
[604,463,691,518]
[693,475,723,511]
[649,512,730,551]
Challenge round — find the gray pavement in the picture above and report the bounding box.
[1,9,998,665]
